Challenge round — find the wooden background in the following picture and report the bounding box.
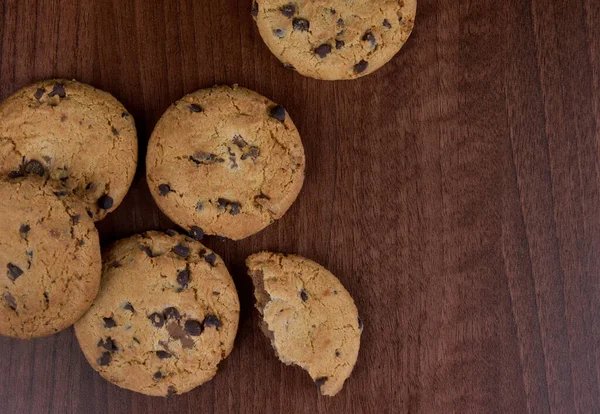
[0,0,599,412]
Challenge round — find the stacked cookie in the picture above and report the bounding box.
[0,0,417,399]
[0,80,138,339]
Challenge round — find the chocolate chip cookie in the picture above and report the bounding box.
[75,231,240,397]
[0,79,138,221]
[0,178,101,339]
[146,85,305,240]
[246,252,362,396]
[252,0,417,80]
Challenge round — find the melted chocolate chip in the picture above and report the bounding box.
[8,170,24,179]
[362,31,376,47]
[3,292,17,311]
[172,244,190,258]
[383,19,392,29]
[204,252,217,266]
[122,112,129,118]
[103,317,116,328]
[97,351,112,366]
[189,226,204,241]
[300,289,308,302]
[335,40,345,50]
[241,146,260,161]
[163,307,181,320]
[153,371,163,381]
[203,314,222,330]
[112,127,119,136]
[158,184,172,196]
[20,224,30,236]
[148,313,165,328]
[167,386,177,397]
[330,8,336,14]
[140,245,155,257]
[335,350,341,357]
[72,215,80,225]
[189,103,203,113]
[184,320,203,336]
[156,350,172,359]
[7,264,23,281]
[232,135,248,148]
[251,1,258,17]
[48,83,66,98]
[190,152,225,165]
[269,105,286,122]
[24,160,45,176]
[315,377,328,392]
[280,4,295,17]
[354,60,369,74]
[53,190,68,197]
[177,269,190,288]
[34,88,45,101]
[273,28,286,38]
[228,202,241,216]
[98,195,114,210]
[293,18,309,32]
[337,18,344,27]
[123,302,135,312]
[314,44,332,58]
[98,337,118,351]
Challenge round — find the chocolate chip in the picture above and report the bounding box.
[72,215,80,225]
[53,190,68,197]
[251,1,258,17]
[330,8,336,14]
[358,317,363,331]
[158,184,171,196]
[34,88,45,100]
[335,350,341,357]
[284,64,296,71]
[204,253,217,266]
[167,386,177,397]
[112,127,119,136]
[280,4,295,17]
[153,371,162,381]
[172,244,190,258]
[48,83,66,98]
[241,146,260,161]
[123,302,134,312]
[184,320,203,336]
[383,19,392,29]
[232,135,248,148]
[255,193,271,201]
[98,337,118,352]
[20,224,30,236]
[8,170,24,179]
[87,210,93,218]
[314,44,331,58]
[189,226,204,241]
[133,337,140,344]
[315,377,328,392]
[140,245,155,257]
[148,313,165,328]
[7,264,23,281]
[164,307,181,320]
[362,31,376,47]
[156,350,172,359]
[98,195,114,210]
[269,105,286,122]
[335,40,345,50]
[121,112,129,118]
[189,152,225,165]
[300,289,308,302]
[177,268,190,288]
[97,351,112,366]
[273,28,286,38]
[229,202,241,215]
[3,292,17,311]
[24,160,45,176]
[337,18,344,27]
[189,103,203,113]
[77,239,85,247]
[203,314,222,330]
[103,317,116,328]
[354,60,369,73]
[292,18,310,32]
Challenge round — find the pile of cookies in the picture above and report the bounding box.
[0,0,415,399]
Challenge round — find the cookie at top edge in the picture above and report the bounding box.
[146,85,305,241]
[74,231,240,397]
[0,177,102,339]
[0,79,138,221]
[246,252,362,396]
[252,0,417,80]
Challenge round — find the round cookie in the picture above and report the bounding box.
[246,252,362,396]
[0,79,138,221]
[252,0,417,80]
[74,231,240,397]
[146,85,305,240]
[0,178,101,339]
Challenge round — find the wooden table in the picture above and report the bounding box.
[1,0,599,412]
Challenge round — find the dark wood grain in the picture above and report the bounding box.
[0,0,599,412]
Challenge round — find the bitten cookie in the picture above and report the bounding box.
[0,79,138,221]
[246,252,362,396]
[75,231,240,397]
[0,178,101,339]
[146,85,305,240]
[252,0,417,80]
